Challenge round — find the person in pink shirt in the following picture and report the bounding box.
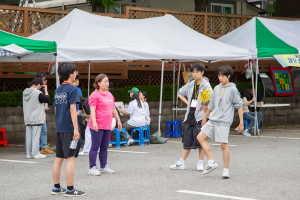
[88,74,122,176]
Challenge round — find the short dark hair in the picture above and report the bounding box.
[190,62,205,72]
[37,71,48,80]
[75,75,79,80]
[140,90,147,99]
[217,65,233,78]
[241,87,251,100]
[28,78,43,87]
[93,74,108,89]
[58,62,77,81]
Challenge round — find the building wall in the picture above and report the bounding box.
[149,0,195,12]
[275,0,300,18]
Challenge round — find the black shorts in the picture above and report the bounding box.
[182,123,202,149]
[56,132,81,158]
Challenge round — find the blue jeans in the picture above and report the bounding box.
[243,112,263,130]
[40,120,47,149]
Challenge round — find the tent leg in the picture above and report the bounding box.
[176,62,181,120]
[55,55,60,88]
[254,59,259,135]
[172,61,175,121]
[158,60,165,135]
[88,61,90,97]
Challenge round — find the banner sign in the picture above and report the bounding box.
[270,67,295,96]
[273,54,300,68]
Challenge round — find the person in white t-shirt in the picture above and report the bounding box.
[139,90,151,126]
[119,87,145,145]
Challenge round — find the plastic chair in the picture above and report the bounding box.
[165,121,183,138]
[109,128,128,148]
[130,127,150,146]
[0,128,8,148]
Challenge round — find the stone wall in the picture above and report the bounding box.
[1,96,299,144]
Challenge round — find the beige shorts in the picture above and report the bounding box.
[201,121,230,143]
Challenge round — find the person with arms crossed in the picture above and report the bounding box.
[52,62,86,197]
[197,65,244,179]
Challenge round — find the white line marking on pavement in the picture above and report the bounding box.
[230,135,300,140]
[177,190,258,200]
[107,150,149,154]
[0,159,37,164]
[167,141,238,147]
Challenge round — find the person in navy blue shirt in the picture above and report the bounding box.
[51,62,86,197]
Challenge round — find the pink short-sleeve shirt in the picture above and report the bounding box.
[88,90,115,130]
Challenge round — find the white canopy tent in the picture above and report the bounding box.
[3,9,253,135]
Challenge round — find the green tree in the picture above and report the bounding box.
[87,0,118,12]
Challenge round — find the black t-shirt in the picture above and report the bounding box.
[185,83,200,125]
[250,92,263,112]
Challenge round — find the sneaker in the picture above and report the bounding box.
[202,162,218,175]
[128,138,135,146]
[109,144,113,148]
[100,165,115,174]
[33,154,46,159]
[65,189,86,197]
[41,148,54,154]
[79,151,89,156]
[170,160,186,170]
[243,129,251,137]
[27,155,32,159]
[88,166,101,176]
[197,162,204,171]
[52,187,66,195]
[234,127,239,131]
[222,171,230,179]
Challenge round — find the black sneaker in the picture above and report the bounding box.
[52,187,66,195]
[65,189,86,197]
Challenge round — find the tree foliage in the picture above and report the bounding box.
[87,0,118,12]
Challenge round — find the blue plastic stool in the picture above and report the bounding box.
[130,127,150,146]
[110,128,128,148]
[165,121,183,138]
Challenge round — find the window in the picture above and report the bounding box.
[211,3,234,14]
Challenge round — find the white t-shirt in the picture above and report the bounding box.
[126,99,146,127]
[143,101,151,126]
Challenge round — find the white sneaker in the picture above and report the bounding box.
[88,166,101,176]
[222,171,230,179]
[100,165,115,174]
[128,138,135,146]
[243,129,251,137]
[27,155,32,159]
[33,154,46,159]
[197,162,204,171]
[234,127,239,131]
[109,144,112,148]
[79,151,89,156]
[170,160,186,170]
[202,162,218,175]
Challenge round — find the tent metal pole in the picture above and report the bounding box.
[254,58,259,135]
[176,62,181,120]
[172,61,175,121]
[88,61,90,97]
[55,54,60,88]
[158,60,165,134]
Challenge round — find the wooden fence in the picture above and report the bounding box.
[0,5,295,91]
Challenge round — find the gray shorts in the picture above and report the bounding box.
[201,121,230,143]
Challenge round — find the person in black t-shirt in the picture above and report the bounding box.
[37,71,54,154]
[249,86,263,112]
[51,63,86,197]
[170,63,212,171]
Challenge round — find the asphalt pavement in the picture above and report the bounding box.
[1,129,300,200]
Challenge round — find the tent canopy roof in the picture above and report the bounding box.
[0,30,57,54]
[218,17,300,59]
[23,8,251,62]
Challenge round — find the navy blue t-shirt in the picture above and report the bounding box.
[53,83,80,133]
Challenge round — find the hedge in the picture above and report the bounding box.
[0,82,264,107]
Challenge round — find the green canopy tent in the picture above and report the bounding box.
[0,30,58,85]
[218,17,300,135]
